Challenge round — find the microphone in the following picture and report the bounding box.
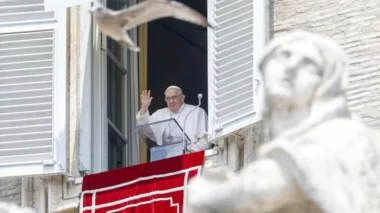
[196,94,209,136]
[197,94,203,106]
[182,93,203,154]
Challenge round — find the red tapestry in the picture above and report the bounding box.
[80,151,205,213]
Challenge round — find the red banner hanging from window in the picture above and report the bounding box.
[80,151,205,213]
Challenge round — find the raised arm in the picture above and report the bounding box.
[187,158,305,213]
[140,90,153,115]
[136,90,153,124]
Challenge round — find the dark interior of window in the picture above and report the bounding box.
[147,0,208,114]
[107,0,128,170]
[146,0,208,162]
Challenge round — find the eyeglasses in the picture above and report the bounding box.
[164,94,182,102]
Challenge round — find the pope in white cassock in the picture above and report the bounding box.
[136,85,210,160]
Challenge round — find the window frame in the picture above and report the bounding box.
[44,0,93,12]
[91,0,140,173]
[106,37,129,170]
[0,8,67,178]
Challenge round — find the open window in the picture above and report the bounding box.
[147,0,266,143]
[0,0,67,177]
[146,1,209,114]
[42,0,140,173]
[91,0,140,173]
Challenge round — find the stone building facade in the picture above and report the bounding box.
[1,0,380,212]
[272,0,380,128]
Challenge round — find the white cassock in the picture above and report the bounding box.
[136,103,210,161]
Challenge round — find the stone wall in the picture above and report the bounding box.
[273,0,380,129]
[4,1,380,212]
[204,121,268,173]
[0,179,21,206]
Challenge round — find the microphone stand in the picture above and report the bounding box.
[182,94,202,155]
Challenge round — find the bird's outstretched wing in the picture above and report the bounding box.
[115,0,212,29]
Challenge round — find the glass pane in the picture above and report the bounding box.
[107,37,122,62]
[106,0,128,63]
[107,55,124,130]
[105,0,130,170]
[108,124,126,170]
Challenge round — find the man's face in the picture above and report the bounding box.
[165,88,184,112]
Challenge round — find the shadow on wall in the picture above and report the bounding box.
[147,0,208,113]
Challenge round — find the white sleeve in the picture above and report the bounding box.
[136,110,150,125]
[136,110,160,144]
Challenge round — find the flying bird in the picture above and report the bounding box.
[89,0,213,52]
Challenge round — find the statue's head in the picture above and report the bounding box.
[258,31,351,138]
[259,30,350,112]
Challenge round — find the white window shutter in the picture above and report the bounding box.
[44,0,93,12]
[0,0,67,178]
[207,0,266,140]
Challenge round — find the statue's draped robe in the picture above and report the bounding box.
[259,118,380,213]
[187,31,380,213]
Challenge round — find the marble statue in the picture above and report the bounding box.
[0,202,35,213]
[186,30,380,213]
